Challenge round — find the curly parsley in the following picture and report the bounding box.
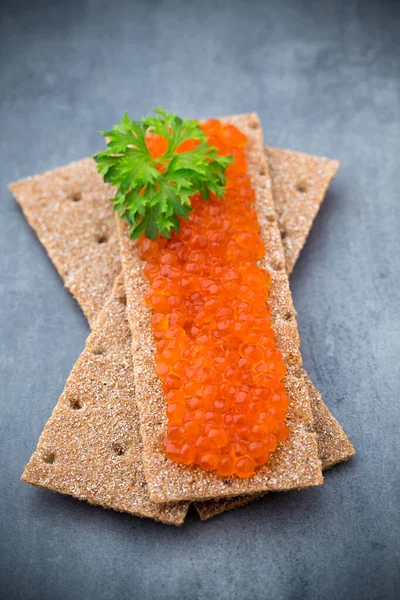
[94,108,233,240]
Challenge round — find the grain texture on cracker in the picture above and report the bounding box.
[21,275,189,525]
[266,147,339,274]
[9,158,120,327]
[9,148,338,325]
[118,113,323,503]
[10,141,354,517]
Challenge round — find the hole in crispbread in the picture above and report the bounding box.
[70,397,83,410]
[118,294,127,305]
[286,352,300,366]
[42,450,55,464]
[266,214,275,223]
[92,347,104,356]
[259,167,266,176]
[270,256,285,270]
[280,229,288,240]
[71,192,81,202]
[249,121,259,129]
[96,234,108,244]
[112,442,126,456]
[295,181,307,193]
[284,311,294,321]
[135,479,147,490]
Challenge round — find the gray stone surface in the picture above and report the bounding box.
[1,0,399,598]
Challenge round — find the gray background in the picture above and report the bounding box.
[1,0,399,598]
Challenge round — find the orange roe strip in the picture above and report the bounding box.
[137,120,289,478]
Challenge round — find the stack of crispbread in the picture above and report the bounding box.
[10,113,354,525]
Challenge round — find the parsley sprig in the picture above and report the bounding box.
[94,108,233,240]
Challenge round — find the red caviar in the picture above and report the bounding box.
[138,120,289,478]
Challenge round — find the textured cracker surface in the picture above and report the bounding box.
[302,372,354,469]
[10,138,353,516]
[21,275,189,525]
[266,147,339,275]
[9,158,120,327]
[118,113,323,503]
[8,148,337,325]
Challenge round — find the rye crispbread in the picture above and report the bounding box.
[118,113,324,503]
[9,158,119,327]
[10,135,354,518]
[8,148,338,326]
[266,146,339,275]
[21,275,189,525]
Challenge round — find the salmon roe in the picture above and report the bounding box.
[137,120,289,478]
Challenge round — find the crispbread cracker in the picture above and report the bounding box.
[8,148,337,327]
[9,158,120,327]
[118,113,323,503]
[266,147,339,274]
[302,372,354,469]
[10,138,354,518]
[21,275,189,525]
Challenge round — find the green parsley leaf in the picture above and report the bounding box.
[93,108,233,240]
